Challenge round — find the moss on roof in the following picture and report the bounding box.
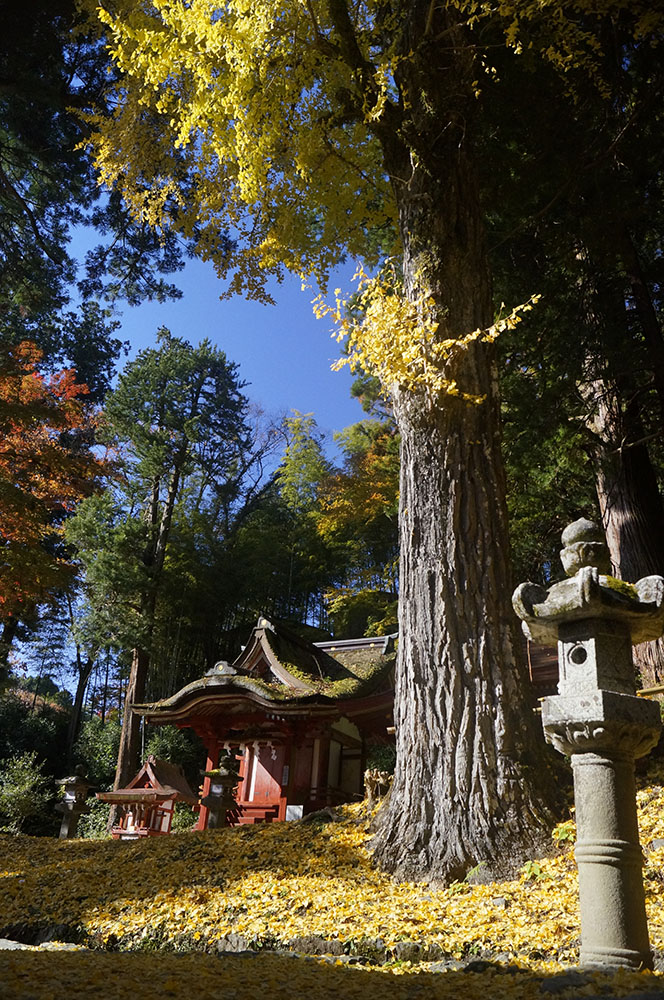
[260,623,394,699]
[138,620,395,717]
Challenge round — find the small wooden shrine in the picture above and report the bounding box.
[136,618,396,829]
[97,755,198,839]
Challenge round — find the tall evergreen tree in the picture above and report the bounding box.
[485,22,664,681]
[67,330,251,788]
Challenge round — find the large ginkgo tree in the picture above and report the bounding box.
[82,0,658,880]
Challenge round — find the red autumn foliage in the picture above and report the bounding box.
[0,340,108,618]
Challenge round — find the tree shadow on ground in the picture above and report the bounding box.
[1,951,664,1000]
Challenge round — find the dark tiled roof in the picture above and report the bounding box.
[253,619,395,697]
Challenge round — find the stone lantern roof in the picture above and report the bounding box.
[513,518,664,647]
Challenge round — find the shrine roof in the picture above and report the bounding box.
[97,755,198,806]
[135,619,396,722]
[97,788,174,805]
[144,758,199,804]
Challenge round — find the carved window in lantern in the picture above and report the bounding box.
[569,644,588,665]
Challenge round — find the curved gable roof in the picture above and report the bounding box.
[135,618,396,724]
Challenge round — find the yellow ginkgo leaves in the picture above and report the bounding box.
[314,261,540,400]
[3,764,664,967]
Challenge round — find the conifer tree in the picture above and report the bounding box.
[67,330,251,789]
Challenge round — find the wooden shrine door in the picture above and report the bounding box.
[236,744,288,824]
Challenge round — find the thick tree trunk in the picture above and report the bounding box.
[373,377,555,882]
[372,77,558,879]
[581,372,664,688]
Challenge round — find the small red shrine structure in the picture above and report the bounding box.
[136,618,396,829]
[97,755,198,839]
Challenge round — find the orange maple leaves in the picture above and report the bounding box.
[0,340,108,617]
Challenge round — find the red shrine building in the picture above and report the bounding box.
[136,617,397,829]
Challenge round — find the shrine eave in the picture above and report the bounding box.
[97,789,175,804]
[135,687,395,729]
[134,685,341,726]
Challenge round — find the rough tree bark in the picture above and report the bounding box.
[113,646,150,784]
[374,376,555,881]
[371,7,558,881]
[581,371,664,688]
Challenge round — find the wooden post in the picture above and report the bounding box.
[196,740,220,831]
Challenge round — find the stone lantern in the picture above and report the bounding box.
[55,764,93,840]
[200,754,240,829]
[513,518,664,970]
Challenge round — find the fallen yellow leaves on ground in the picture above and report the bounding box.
[2,763,664,998]
[1,952,663,1000]
[4,809,578,960]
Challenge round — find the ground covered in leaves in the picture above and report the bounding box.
[3,765,664,998]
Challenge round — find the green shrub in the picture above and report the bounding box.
[0,751,53,834]
[74,716,122,788]
[145,724,204,788]
[365,743,396,774]
[76,797,112,840]
[170,801,198,832]
[0,692,68,776]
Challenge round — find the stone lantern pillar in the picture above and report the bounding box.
[200,754,240,829]
[513,518,664,970]
[55,765,93,840]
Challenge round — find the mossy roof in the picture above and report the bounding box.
[136,619,396,721]
[253,620,395,698]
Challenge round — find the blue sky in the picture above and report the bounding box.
[113,254,365,454]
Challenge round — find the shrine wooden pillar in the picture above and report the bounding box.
[195,734,220,831]
[278,729,294,821]
[310,735,331,810]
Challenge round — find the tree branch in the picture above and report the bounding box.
[0,163,67,265]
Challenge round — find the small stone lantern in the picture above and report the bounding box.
[200,755,240,829]
[55,765,93,840]
[513,518,664,970]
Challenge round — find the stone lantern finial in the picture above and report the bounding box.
[560,517,611,577]
[513,518,664,648]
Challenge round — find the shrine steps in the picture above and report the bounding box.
[234,804,280,825]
